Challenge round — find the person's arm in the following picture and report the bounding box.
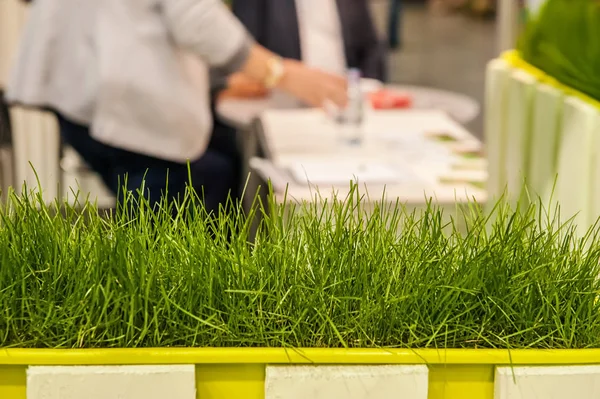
[215,73,269,101]
[161,0,347,107]
[210,0,267,101]
[209,70,228,100]
[161,0,252,75]
[241,46,347,107]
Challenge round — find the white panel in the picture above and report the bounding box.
[590,111,600,226]
[9,106,60,202]
[529,84,564,207]
[27,365,196,399]
[505,69,536,206]
[2,2,62,204]
[495,365,600,399]
[555,97,598,237]
[265,365,428,399]
[484,59,511,205]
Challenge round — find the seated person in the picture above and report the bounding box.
[214,0,387,102]
[231,0,387,85]
[211,0,387,198]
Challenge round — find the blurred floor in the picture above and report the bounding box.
[370,0,498,139]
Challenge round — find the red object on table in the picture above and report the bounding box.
[369,89,413,109]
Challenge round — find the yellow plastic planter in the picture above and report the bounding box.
[2,348,600,398]
[502,50,600,110]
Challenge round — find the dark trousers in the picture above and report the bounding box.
[0,92,11,146]
[57,113,240,215]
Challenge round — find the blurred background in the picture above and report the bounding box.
[371,0,498,137]
[0,0,527,211]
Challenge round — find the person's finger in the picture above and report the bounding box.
[326,85,348,108]
[330,74,347,88]
[305,94,320,108]
[323,99,341,119]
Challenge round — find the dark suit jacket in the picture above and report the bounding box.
[231,0,387,82]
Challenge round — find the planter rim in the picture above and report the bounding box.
[503,50,600,109]
[1,348,600,366]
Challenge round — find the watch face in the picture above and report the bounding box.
[266,57,284,88]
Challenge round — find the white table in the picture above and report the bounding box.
[216,85,480,130]
[248,108,487,207]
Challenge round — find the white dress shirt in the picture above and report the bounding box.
[7,0,251,162]
[295,0,347,75]
[270,0,346,107]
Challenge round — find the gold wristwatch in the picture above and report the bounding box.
[264,56,285,89]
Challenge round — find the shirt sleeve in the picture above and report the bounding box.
[160,0,253,75]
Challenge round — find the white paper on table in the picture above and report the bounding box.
[288,160,413,185]
[451,157,487,171]
[377,131,457,162]
[439,169,488,184]
[376,130,463,185]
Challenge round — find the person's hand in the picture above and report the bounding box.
[219,73,269,101]
[277,59,348,109]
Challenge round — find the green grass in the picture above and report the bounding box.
[427,132,457,143]
[1,183,600,350]
[519,0,600,102]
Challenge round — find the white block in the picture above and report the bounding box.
[495,365,600,399]
[555,97,598,237]
[590,111,600,226]
[484,58,512,204]
[9,106,60,202]
[529,84,564,207]
[265,365,428,399]
[27,365,196,399]
[505,70,537,206]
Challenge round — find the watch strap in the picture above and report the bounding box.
[264,56,285,89]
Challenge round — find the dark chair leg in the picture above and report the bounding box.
[0,92,15,196]
[388,0,403,49]
[0,92,12,146]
